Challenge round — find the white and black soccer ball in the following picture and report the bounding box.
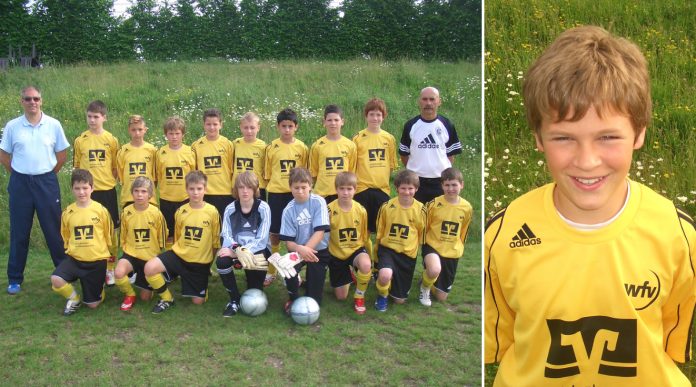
[290,296,320,325]
[240,288,268,317]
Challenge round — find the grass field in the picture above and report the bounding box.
[0,59,482,385]
[485,0,696,384]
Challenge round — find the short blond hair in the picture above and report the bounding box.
[241,112,260,124]
[131,176,154,197]
[334,171,357,189]
[128,114,146,127]
[523,26,651,134]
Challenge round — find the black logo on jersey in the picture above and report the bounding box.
[624,271,660,311]
[417,134,440,149]
[236,158,254,171]
[339,228,358,243]
[128,162,146,175]
[204,156,222,169]
[368,149,385,162]
[74,225,94,240]
[441,221,459,236]
[388,224,410,239]
[88,149,106,162]
[165,167,184,180]
[280,160,296,173]
[545,316,637,378]
[509,223,541,248]
[184,226,203,242]
[134,228,151,243]
[325,157,344,170]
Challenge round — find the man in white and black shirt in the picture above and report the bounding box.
[399,86,462,203]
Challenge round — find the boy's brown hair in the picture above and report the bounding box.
[71,168,94,187]
[323,104,343,119]
[334,171,357,189]
[185,170,207,187]
[203,108,222,122]
[163,116,186,135]
[86,100,108,116]
[131,176,155,197]
[128,114,146,128]
[393,169,419,189]
[288,167,313,186]
[441,167,463,184]
[234,171,260,198]
[523,25,651,135]
[363,98,388,118]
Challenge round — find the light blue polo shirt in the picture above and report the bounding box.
[0,113,70,175]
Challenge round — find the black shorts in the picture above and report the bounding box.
[259,188,267,202]
[267,192,294,234]
[159,198,188,238]
[204,194,232,222]
[415,177,443,205]
[422,244,459,293]
[158,250,212,298]
[354,188,390,233]
[121,253,152,290]
[329,248,367,288]
[52,256,107,304]
[92,188,120,228]
[324,194,337,206]
[376,245,416,300]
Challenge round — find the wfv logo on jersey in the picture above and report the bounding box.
[545,316,637,379]
[624,271,661,310]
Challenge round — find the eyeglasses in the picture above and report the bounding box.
[22,96,41,102]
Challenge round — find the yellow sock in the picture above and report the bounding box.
[422,271,438,290]
[115,276,136,296]
[375,279,390,297]
[146,274,173,302]
[53,283,79,301]
[267,243,280,276]
[108,228,119,261]
[354,271,371,299]
[365,238,374,263]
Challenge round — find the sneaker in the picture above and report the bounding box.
[152,299,174,314]
[354,298,366,315]
[374,295,388,312]
[63,298,81,316]
[418,286,432,307]
[7,283,21,295]
[105,270,115,287]
[263,274,276,287]
[120,295,137,311]
[283,300,293,316]
[223,301,239,317]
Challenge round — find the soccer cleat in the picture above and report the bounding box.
[418,286,432,307]
[152,299,174,314]
[223,301,239,317]
[120,295,137,311]
[283,300,293,316]
[263,274,276,287]
[63,298,81,316]
[374,295,388,312]
[7,283,21,295]
[105,270,115,286]
[353,298,366,315]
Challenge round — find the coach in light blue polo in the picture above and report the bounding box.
[0,85,69,295]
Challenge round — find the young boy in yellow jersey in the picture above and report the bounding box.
[144,171,220,314]
[155,116,195,246]
[114,177,168,311]
[232,112,267,200]
[263,108,308,286]
[419,167,472,306]
[192,108,235,219]
[50,169,113,316]
[373,169,425,312]
[352,98,397,263]
[72,100,119,285]
[309,104,356,204]
[327,172,372,315]
[117,115,157,208]
[485,26,696,386]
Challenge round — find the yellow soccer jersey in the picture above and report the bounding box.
[352,128,397,194]
[61,201,114,262]
[155,144,195,202]
[424,195,473,258]
[375,197,425,259]
[309,135,357,197]
[117,142,157,206]
[172,203,221,264]
[232,138,267,189]
[120,204,168,260]
[72,130,119,190]
[484,180,696,387]
[264,138,308,193]
[191,135,234,195]
[328,200,369,260]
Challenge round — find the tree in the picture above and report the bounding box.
[0,0,35,61]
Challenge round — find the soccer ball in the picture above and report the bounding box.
[240,288,268,317]
[290,296,320,325]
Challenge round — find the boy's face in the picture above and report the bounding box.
[240,120,259,142]
[186,182,206,204]
[396,183,417,200]
[277,120,298,142]
[204,117,222,139]
[128,122,147,142]
[534,105,645,223]
[366,110,384,130]
[336,185,356,201]
[290,181,311,203]
[72,181,93,205]
[132,186,151,206]
[86,111,106,131]
[442,179,463,198]
[236,184,255,202]
[165,129,183,148]
[323,113,344,135]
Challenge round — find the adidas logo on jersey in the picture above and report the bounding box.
[509,223,541,248]
[417,134,440,149]
[297,209,312,226]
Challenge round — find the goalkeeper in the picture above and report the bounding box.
[216,172,271,317]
